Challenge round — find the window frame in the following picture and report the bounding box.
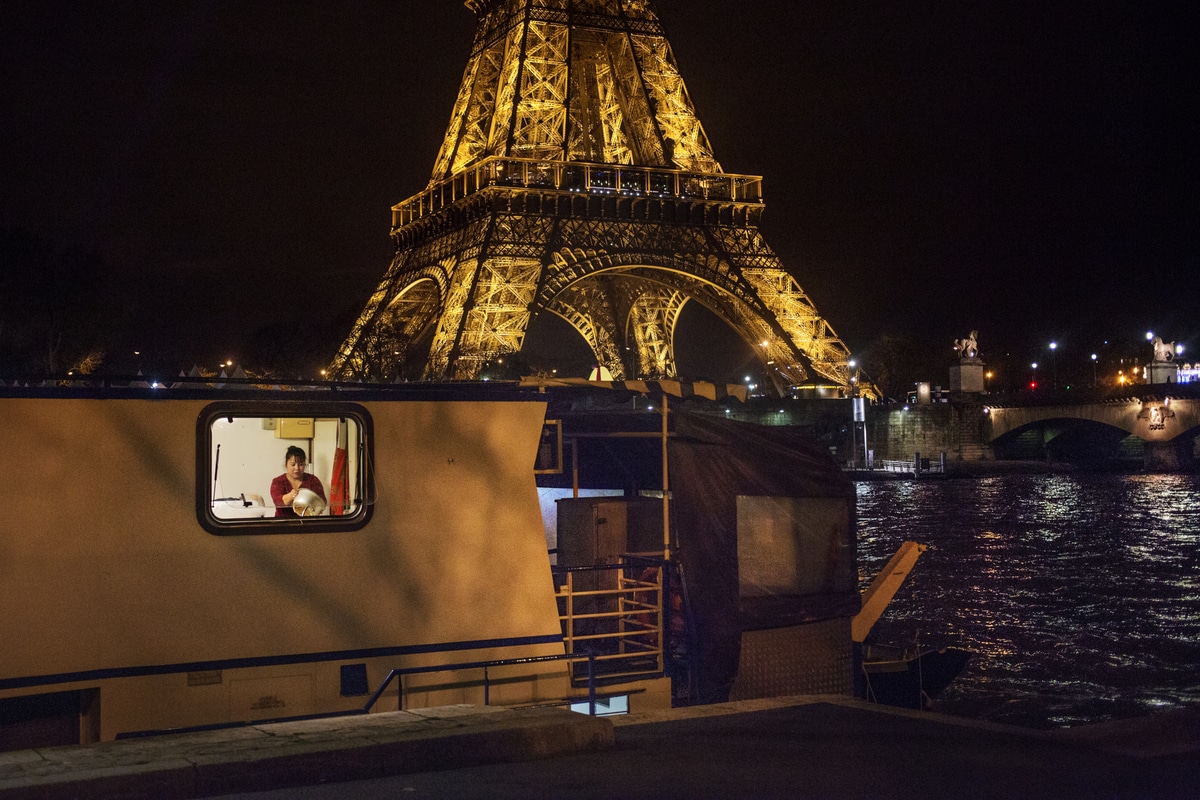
[196,401,374,535]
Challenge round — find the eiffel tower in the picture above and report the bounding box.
[329,0,853,393]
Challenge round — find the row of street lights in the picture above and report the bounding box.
[1027,334,1185,391]
[1030,349,1110,390]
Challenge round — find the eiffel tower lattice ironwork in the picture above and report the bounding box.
[330,0,854,393]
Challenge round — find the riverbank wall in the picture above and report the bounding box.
[863,396,990,463]
[721,396,989,465]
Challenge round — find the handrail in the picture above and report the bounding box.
[363,651,599,716]
[552,555,662,573]
[875,459,944,475]
[553,557,666,681]
[118,649,598,739]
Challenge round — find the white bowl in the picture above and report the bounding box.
[293,488,327,517]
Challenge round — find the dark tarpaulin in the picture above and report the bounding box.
[668,411,858,704]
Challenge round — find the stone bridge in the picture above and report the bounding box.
[983,387,1200,471]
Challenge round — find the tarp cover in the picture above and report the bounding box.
[668,411,858,703]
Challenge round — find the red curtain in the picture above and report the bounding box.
[330,419,349,515]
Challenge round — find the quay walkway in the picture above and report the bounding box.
[2,696,1198,799]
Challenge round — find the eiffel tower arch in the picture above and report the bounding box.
[330,0,854,393]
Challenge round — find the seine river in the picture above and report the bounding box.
[856,472,1200,730]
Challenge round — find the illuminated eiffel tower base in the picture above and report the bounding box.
[330,0,853,393]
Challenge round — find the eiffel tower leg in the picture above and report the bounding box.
[422,254,478,380]
[549,278,630,380]
[741,266,852,390]
[628,287,684,380]
[443,255,542,379]
[330,251,447,382]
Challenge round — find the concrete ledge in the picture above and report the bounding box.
[1049,708,1200,758]
[0,705,614,800]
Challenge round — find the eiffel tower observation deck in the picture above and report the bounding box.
[330,0,854,393]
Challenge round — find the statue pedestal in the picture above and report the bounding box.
[949,358,985,393]
[1148,362,1179,385]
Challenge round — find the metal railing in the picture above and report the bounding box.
[393,156,764,227]
[875,458,944,475]
[116,642,599,739]
[116,566,665,741]
[363,651,600,716]
[554,558,665,683]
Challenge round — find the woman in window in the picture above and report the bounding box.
[270,446,327,517]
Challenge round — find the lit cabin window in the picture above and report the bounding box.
[197,403,373,534]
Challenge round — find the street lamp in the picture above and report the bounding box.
[846,359,867,468]
[1049,342,1058,390]
[1091,353,1098,387]
[1030,362,1038,390]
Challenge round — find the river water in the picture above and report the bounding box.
[855,472,1200,730]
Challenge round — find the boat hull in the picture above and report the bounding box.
[859,646,972,709]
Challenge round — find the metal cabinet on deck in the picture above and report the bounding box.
[555,498,663,567]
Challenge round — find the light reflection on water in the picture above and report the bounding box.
[856,472,1200,729]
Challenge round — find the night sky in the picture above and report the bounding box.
[2,1,1196,382]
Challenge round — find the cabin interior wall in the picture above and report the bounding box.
[209,416,358,511]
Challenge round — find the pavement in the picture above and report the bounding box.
[2,696,1199,800]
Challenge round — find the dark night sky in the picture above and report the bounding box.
[1,1,1197,381]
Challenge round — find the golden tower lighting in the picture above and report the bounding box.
[330,0,854,393]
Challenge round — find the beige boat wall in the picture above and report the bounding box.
[0,394,573,742]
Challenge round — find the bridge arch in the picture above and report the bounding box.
[989,417,1145,465]
[985,397,1200,443]
[985,396,1200,470]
